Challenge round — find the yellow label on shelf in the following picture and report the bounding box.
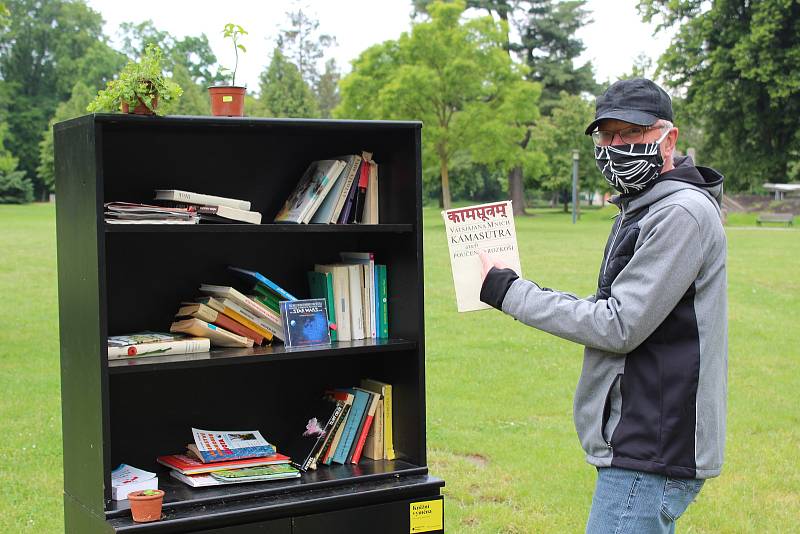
[222,96,233,102]
[409,499,443,533]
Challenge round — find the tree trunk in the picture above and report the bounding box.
[508,165,526,215]
[440,157,452,211]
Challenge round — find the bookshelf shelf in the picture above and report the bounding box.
[104,223,414,233]
[55,114,441,533]
[107,338,417,374]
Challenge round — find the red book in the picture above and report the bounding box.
[352,162,370,223]
[214,313,265,345]
[157,453,290,475]
[350,390,381,464]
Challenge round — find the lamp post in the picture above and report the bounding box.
[572,149,579,224]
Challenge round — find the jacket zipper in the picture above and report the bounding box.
[602,205,626,278]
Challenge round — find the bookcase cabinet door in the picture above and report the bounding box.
[292,496,444,534]
[191,519,292,533]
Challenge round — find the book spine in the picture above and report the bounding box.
[332,391,367,464]
[322,403,351,465]
[353,164,369,223]
[384,384,395,460]
[156,190,251,211]
[348,265,365,340]
[330,158,362,223]
[345,393,371,464]
[378,265,389,338]
[215,313,266,344]
[304,402,344,470]
[363,398,384,460]
[219,305,274,340]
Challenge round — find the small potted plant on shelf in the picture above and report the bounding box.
[87,44,182,116]
[209,23,248,117]
[128,488,165,522]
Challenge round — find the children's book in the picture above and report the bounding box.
[190,428,276,463]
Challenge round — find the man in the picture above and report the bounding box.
[478,78,727,533]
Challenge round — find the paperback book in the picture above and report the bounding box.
[442,200,522,312]
[157,452,290,475]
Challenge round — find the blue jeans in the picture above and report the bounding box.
[586,467,704,534]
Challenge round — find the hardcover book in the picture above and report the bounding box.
[442,200,522,312]
[279,298,331,348]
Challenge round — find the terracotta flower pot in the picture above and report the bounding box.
[128,489,164,523]
[121,96,159,115]
[209,86,246,117]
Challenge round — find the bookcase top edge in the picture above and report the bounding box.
[54,114,423,131]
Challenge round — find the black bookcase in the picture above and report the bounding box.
[54,114,444,533]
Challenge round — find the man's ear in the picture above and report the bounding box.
[662,127,679,160]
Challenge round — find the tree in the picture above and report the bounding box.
[259,48,319,118]
[0,0,107,198]
[532,91,601,210]
[413,0,597,214]
[170,64,209,116]
[0,121,31,203]
[277,7,336,90]
[118,20,223,85]
[336,1,541,210]
[36,81,94,193]
[639,0,800,190]
[316,59,340,118]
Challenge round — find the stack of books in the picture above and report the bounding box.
[104,202,199,224]
[107,332,210,360]
[158,428,300,487]
[155,189,263,224]
[313,252,388,342]
[171,279,289,346]
[274,151,378,224]
[284,378,396,472]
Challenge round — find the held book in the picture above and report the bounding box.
[157,453,290,475]
[154,189,251,211]
[279,298,331,348]
[190,428,276,463]
[442,200,522,312]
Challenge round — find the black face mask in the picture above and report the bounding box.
[594,128,669,194]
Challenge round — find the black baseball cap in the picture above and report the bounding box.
[584,78,673,135]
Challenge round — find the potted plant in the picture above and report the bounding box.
[87,44,182,116]
[128,488,165,522]
[209,23,248,117]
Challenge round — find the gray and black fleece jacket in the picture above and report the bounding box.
[481,156,727,479]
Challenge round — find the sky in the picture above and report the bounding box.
[86,0,675,92]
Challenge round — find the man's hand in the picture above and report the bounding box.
[478,250,512,285]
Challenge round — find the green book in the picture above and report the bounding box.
[252,284,281,307]
[253,294,280,314]
[307,271,338,341]
[377,264,388,338]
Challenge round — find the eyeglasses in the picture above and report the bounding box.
[591,125,659,146]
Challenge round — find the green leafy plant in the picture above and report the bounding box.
[139,489,161,496]
[220,23,247,86]
[87,44,183,115]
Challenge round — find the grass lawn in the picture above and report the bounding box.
[1,202,798,532]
